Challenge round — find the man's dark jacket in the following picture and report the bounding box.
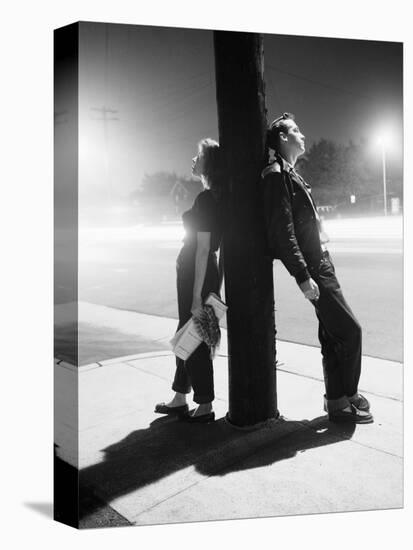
[261,155,323,284]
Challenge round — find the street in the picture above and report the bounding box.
[76,216,403,362]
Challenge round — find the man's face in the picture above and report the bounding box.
[281,119,306,156]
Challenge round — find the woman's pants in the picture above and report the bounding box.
[172,248,220,404]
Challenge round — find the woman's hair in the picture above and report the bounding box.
[197,138,222,198]
[267,112,295,153]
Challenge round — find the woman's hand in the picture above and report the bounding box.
[191,296,203,319]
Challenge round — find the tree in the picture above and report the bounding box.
[135,171,179,198]
[298,139,345,205]
[130,171,203,221]
[298,138,396,211]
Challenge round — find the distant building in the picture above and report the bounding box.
[317,205,336,219]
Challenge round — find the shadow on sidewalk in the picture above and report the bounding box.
[54,322,170,366]
[197,416,356,477]
[76,414,356,522]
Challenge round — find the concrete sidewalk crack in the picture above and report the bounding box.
[131,422,308,521]
[126,359,401,404]
[277,367,402,403]
[298,419,403,459]
[132,477,212,522]
[131,417,402,521]
[125,360,228,404]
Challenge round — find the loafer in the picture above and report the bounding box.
[186,412,215,424]
[154,402,189,416]
[323,393,371,413]
[349,393,370,412]
[329,404,374,424]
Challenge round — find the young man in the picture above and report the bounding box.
[261,112,373,423]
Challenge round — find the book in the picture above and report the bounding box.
[170,293,227,360]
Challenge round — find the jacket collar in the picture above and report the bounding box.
[276,154,320,217]
[275,154,291,173]
[276,154,307,188]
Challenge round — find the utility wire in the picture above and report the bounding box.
[142,82,214,139]
[147,80,213,118]
[266,63,374,102]
[265,69,281,112]
[132,70,213,104]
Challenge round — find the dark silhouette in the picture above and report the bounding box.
[74,414,356,523]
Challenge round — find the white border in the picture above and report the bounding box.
[2,0,410,548]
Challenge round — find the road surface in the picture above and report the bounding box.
[73,216,403,362]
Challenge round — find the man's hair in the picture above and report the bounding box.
[267,112,295,152]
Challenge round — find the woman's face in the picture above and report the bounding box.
[191,148,206,178]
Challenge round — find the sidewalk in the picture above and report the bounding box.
[54,302,403,527]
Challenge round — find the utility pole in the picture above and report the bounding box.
[381,142,387,216]
[91,24,119,205]
[91,105,118,204]
[214,31,277,427]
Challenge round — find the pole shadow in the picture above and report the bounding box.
[67,412,356,523]
[196,415,356,477]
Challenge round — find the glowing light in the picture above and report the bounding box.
[323,216,402,240]
[372,120,401,155]
[80,222,185,244]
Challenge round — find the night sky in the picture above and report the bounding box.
[75,22,403,201]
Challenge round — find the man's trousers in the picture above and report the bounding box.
[309,251,362,410]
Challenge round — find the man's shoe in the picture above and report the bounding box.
[154,402,189,416]
[349,393,370,412]
[329,404,374,424]
[323,393,371,413]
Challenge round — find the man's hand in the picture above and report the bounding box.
[299,278,320,302]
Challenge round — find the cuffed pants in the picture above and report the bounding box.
[172,247,220,404]
[309,251,362,412]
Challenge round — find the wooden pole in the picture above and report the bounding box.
[214,31,277,427]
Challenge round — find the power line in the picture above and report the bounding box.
[266,63,374,102]
[140,83,214,142]
[147,80,213,119]
[91,105,119,203]
[265,69,281,112]
[132,70,213,105]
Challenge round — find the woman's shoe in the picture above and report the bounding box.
[186,411,215,423]
[154,402,189,416]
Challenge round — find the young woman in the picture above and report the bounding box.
[155,138,223,423]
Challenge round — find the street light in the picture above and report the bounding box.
[376,135,387,216]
